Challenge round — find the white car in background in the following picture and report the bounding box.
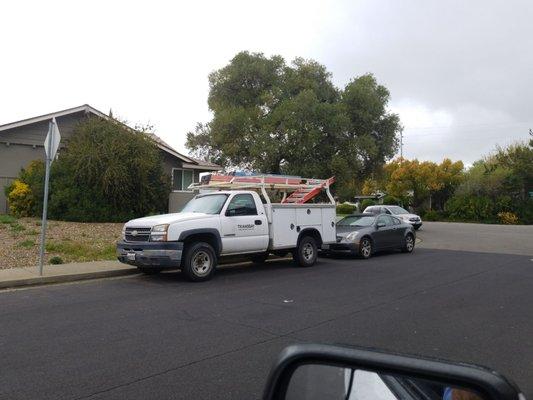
[363,205,423,230]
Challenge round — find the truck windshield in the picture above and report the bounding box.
[181,194,228,214]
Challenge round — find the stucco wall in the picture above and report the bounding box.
[0,177,14,214]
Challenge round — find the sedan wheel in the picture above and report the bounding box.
[359,237,372,259]
[402,234,415,253]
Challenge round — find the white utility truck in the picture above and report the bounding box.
[117,174,336,281]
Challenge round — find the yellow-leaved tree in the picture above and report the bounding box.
[384,158,463,210]
[7,179,34,217]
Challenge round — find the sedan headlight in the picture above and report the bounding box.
[150,224,169,241]
[346,231,359,241]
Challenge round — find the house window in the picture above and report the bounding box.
[172,169,194,191]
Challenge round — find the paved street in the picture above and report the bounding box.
[418,221,533,256]
[1,246,532,399]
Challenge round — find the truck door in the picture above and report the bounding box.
[220,193,269,254]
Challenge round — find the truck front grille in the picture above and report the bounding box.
[125,227,151,242]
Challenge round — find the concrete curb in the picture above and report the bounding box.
[0,262,139,290]
[0,269,139,290]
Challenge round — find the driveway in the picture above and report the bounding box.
[417,221,533,256]
[1,248,532,399]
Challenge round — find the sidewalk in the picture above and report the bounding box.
[0,260,138,290]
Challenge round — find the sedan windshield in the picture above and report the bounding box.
[181,194,228,214]
[388,206,409,215]
[337,215,376,227]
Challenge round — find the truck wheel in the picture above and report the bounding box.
[182,242,217,282]
[293,236,318,267]
[137,267,162,275]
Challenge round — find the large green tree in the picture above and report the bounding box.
[186,51,401,199]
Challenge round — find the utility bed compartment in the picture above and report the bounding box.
[266,204,336,249]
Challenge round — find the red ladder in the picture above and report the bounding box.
[281,177,335,204]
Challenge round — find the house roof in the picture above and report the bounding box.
[0,104,221,170]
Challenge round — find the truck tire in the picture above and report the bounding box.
[182,242,217,282]
[293,236,318,267]
[137,266,163,275]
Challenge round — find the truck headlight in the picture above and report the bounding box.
[121,226,126,241]
[346,231,359,241]
[150,224,169,242]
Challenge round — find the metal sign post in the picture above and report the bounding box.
[38,117,61,276]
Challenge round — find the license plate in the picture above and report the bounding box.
[322,244,330,250]
[127,252,136,261]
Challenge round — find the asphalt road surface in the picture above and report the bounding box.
[418,221,533,256]
[1,248,532,400]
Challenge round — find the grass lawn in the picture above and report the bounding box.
[0,215,122,269]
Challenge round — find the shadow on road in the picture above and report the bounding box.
[139,249,409,284]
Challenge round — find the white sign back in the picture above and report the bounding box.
[44,117,61,161]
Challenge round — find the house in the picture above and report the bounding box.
[0,104,221,214]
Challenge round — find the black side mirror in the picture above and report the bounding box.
[263,344,522,400]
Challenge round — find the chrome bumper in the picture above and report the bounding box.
[116,241,183,268]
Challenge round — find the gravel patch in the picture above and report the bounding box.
[0,217,122,269]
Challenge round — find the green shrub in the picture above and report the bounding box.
[360,199,376,211]
[0,214,17,224]
[6,179,34,217]
[8,160,46,217]
[497,212,519,225]
[446,195,495,222]
[336,203,356,215]
[514,200,533,225]
[49,256,64,265]
[382,195,401,205]
[423,209,442,221]
[46,241,116,262]
[18,239,35,248]
[11,118,170,222]
[445,193,531,223]
[10,223,26,232]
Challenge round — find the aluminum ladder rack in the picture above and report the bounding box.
[189,174,335,204]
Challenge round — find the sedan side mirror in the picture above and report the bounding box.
[263,344,522,400]
[376,222,386,228]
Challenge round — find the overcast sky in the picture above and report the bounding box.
[1,0,532,164]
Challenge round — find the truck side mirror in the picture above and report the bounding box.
[263,344,522,400]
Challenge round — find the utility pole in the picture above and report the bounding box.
[400,130,403,160]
